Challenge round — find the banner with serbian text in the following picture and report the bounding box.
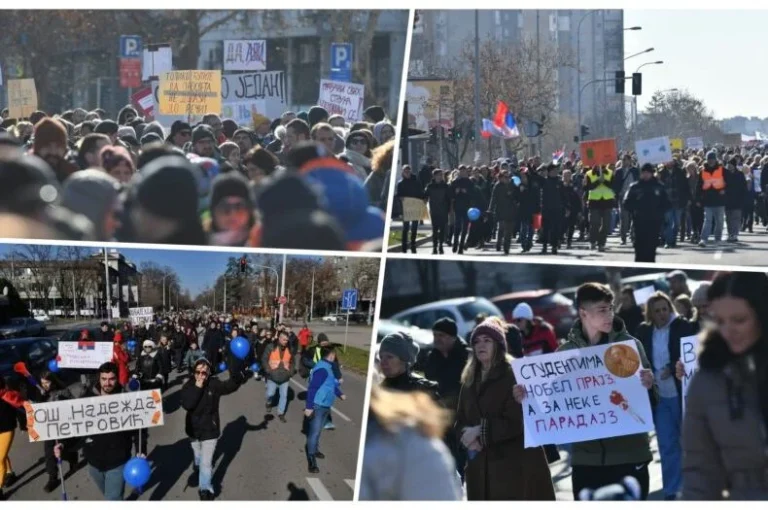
[25,389,164,442]
[318,79,365,122]
[680,335,699,412]
[57,341,114,370]
[510,341,654,447]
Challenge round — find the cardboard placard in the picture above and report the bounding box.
[158,70,222,117]
[317,79,365,122]
[7,79,37,119]
[579,138,617,168]
[57,341,114,370]
[636,136,673,166]
[223,40,267,71]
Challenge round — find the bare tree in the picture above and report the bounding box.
[10,245,57,312]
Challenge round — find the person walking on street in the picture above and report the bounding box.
[623,163,671,263]
[724,156,747,243]
[395,165,426,253]
[425,169,452,255]
[696,151,727,247]
[262,330,295,422]
[304,346,346,474]
[618,155,639,245]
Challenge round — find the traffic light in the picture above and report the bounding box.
[615,71,625,94]
[455,127,462,140]
[239,256,247,273]
[580,125,590,139]
[446,128,455,142]
[468,128,475,141]
[632,73,642,96]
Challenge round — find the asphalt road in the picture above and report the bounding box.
[5,366,366,500]
[414,226,768,266]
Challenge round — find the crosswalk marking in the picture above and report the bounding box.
[290,378,352,422]
[344,479,355,491]
[306,477,334,501]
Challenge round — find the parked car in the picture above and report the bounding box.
[34,312,51,323]
[0,337,59,392]
[491,289,577,338]
[0,317,46,339]
[390,297,502,339]
[321,315,340,323]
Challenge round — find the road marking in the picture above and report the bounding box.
[290,378,352,422]
[344,479,355,491]
[306,477,334,501]
[714,250,723,260]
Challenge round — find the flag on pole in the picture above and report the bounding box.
[489,101,520,139]
[481,118,504,139]
[552,145,566,163]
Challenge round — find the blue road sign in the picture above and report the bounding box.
[120,35,143,59]
[341,289,358,311]
[330,43,353,83]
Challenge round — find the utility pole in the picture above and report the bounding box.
[536,10,542,157]
[309,268,315,323]
[104,249,111,320]
[279,254,287,323]
[223,277,227,314]
[473,10,481,164]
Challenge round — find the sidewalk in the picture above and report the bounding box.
[388,220,434,251]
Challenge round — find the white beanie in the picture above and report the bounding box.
[142,339,156,349]
[512,303,534,321]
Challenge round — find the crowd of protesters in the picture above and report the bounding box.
[396,146,768,261]
[362,270,768,501]
[0,105,395,251]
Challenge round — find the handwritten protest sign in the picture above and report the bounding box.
[723,133,742,147]
[25,389,164,442]
[318,79,365,122]
[221,101,266,128]
[158,70,221,117]
[57,341,114,370]
[686,137,704,151]
[670,138,684,151]
[636,136,672,166]
[129,307,154,324]
[221,71,286,120]
[223,40,267,71]
[632,285,655,306]
[7,79,38,119]
[579,138,617,168]
[680,335,699,411]
[511,341,654,448]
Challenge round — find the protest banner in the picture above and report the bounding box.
[317,79,365,122]
[511,340,654,448]
[636,136,672,166]
[25,389,164,442]
[680,334,699,410]
[724,133,742,147]
[579,138,617,168]
[221,71,286,120]
[129,306,154,324]
[131,87,155,116]
[57,341,114,370]
[222,101,267,128]
[686,136,704,151]
[223,40,267,71]
[158,70,222,117]
[670,138,684,151]
[7,79,38,119]
[632,285,655,306]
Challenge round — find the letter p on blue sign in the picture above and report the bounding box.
[120,35,143,59]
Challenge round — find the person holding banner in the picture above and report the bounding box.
[635,292,700,500]
[681,272,768,500]
[455,318,555,500]
[0,378,24,501]
[514,283,657,500]
[55,362,148,501]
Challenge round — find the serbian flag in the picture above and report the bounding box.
[552,146,566,163]
[481,118,505,139]
[78,341,96,350]
[492,101,520,139]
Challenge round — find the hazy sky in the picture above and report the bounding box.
[624,10,765,119]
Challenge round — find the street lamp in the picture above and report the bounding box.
[632,61,665,130]
[660,88,679,94]
[636,60,663,72]
[624,47,654,61]
[576,10,598,141]
[624,26,642,31]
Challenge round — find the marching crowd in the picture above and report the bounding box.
[361,271,768,501]
[395,146,768,261]
[0,311,346,501]
[0,105,394,251]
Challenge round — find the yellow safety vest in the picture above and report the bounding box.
[586,169,616,201]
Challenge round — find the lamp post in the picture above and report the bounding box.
[624,47,654,61]
[576,9,598,142]
[633,61,664,131]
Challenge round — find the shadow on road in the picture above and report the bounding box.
[140,438,193,501]
[212,416,268,495]
[287,482,310,500]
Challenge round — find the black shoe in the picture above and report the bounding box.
[438,247,444,254]
[566,242,572,249]
[308,455,320,474]
[431,249,437,255]
[315,451,326,459]
[199,490,215,501]
[188,467,200,488]
[266,403,273,414]
[452,244,458,253]
[552,247,558,255]
[0,489,5,501]
[278,414,287,423]
[3,472,17,488]
[43,477,60,493]
[540,246,548,255]
[411,246,417,254]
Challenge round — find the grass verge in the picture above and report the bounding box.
[337,345,371,375]
[388,230,427,247]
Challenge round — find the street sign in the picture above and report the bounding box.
[119,59,142,89]
[341,289,358,311]
[330,43,352,83]
[278,296,287,305]
[120,35,143,59]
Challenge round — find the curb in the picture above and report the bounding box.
[387,234,435,252]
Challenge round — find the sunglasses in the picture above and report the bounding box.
[350,138,367,145]
[216,201,248,215]
[179,130,192,137]
[194,370,209,375]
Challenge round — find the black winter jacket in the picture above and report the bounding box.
[180,376,241,441]
[425,181,452,221]
[488,181,518,221]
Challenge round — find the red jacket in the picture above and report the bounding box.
[298,328,313,348]
[113,344,130,386]
[0,388,24,408]
[522,322,558,357]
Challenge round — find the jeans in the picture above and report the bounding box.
[518,219,534,251]
[306,405,332,457]
[620,206,633,241]
[726,209,742,240]
[89,464,125,501]
[653,396,683,498]
[700,206,725,243]
[266,379,289,415]
[453,214,469,251]
[190,438,217,493]
[589,208,612,247]
[664,208,682,246]
[401,221,417,252]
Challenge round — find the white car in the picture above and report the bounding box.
[322,315,339,323]
[34,313,51,323]
[390,297,503,340]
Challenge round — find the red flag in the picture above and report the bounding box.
[493,101,510,129]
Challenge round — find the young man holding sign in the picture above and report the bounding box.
[513,283,657,500]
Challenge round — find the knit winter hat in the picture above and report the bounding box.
[131,155,199,221]
[470,319,508,354]
[61,170,121,240]
[210,171,253,212]
[307,106,329,127]
[379,331,419,365]
[192,125,215,145]
[432,317,458,337]
[0,155,61,214]
[118,106,139,125]
[94,119,119,136]
[363,105,386,123]
[372,121,394,144]
[117,126,136,139]
[167,120,192,142]
[33,118,68,152]
[512,303,534,321]
[140,132,163,146]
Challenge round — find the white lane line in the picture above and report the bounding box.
[306,477,334,501]
[714,250,723,260]
[290,378,352,422]
[345,479,355,491]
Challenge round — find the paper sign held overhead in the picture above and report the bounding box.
[158,70,222,117]
[317,79,365,122]
[680,335,699,412]
[57,341,114,370]
[579,138,617,168]
[511,341,654,448]
[670,138,684,151]
[142,46,173,81]
[686,136,704,151]
[632,285,655,306]
[7,79,38,120]
[636,136,672,166]
[131,87,155,116]
[223,40,267,72]
[129,306,154,324]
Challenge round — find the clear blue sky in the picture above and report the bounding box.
[624,10,766,119]
[0,245,322,296]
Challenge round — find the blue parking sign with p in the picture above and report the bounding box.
[330,43,352,82]
[342,289,358,311]
[120,35,142,59]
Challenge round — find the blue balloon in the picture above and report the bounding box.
[127,340,136,351]
[467,207,481,221]
[230,336,250,360]
[218,362,227,373]
[123,457,151,488]
[512,175,521,186]
[47,359,60,373]
[250,362,261,372]
[128,378,141,391]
